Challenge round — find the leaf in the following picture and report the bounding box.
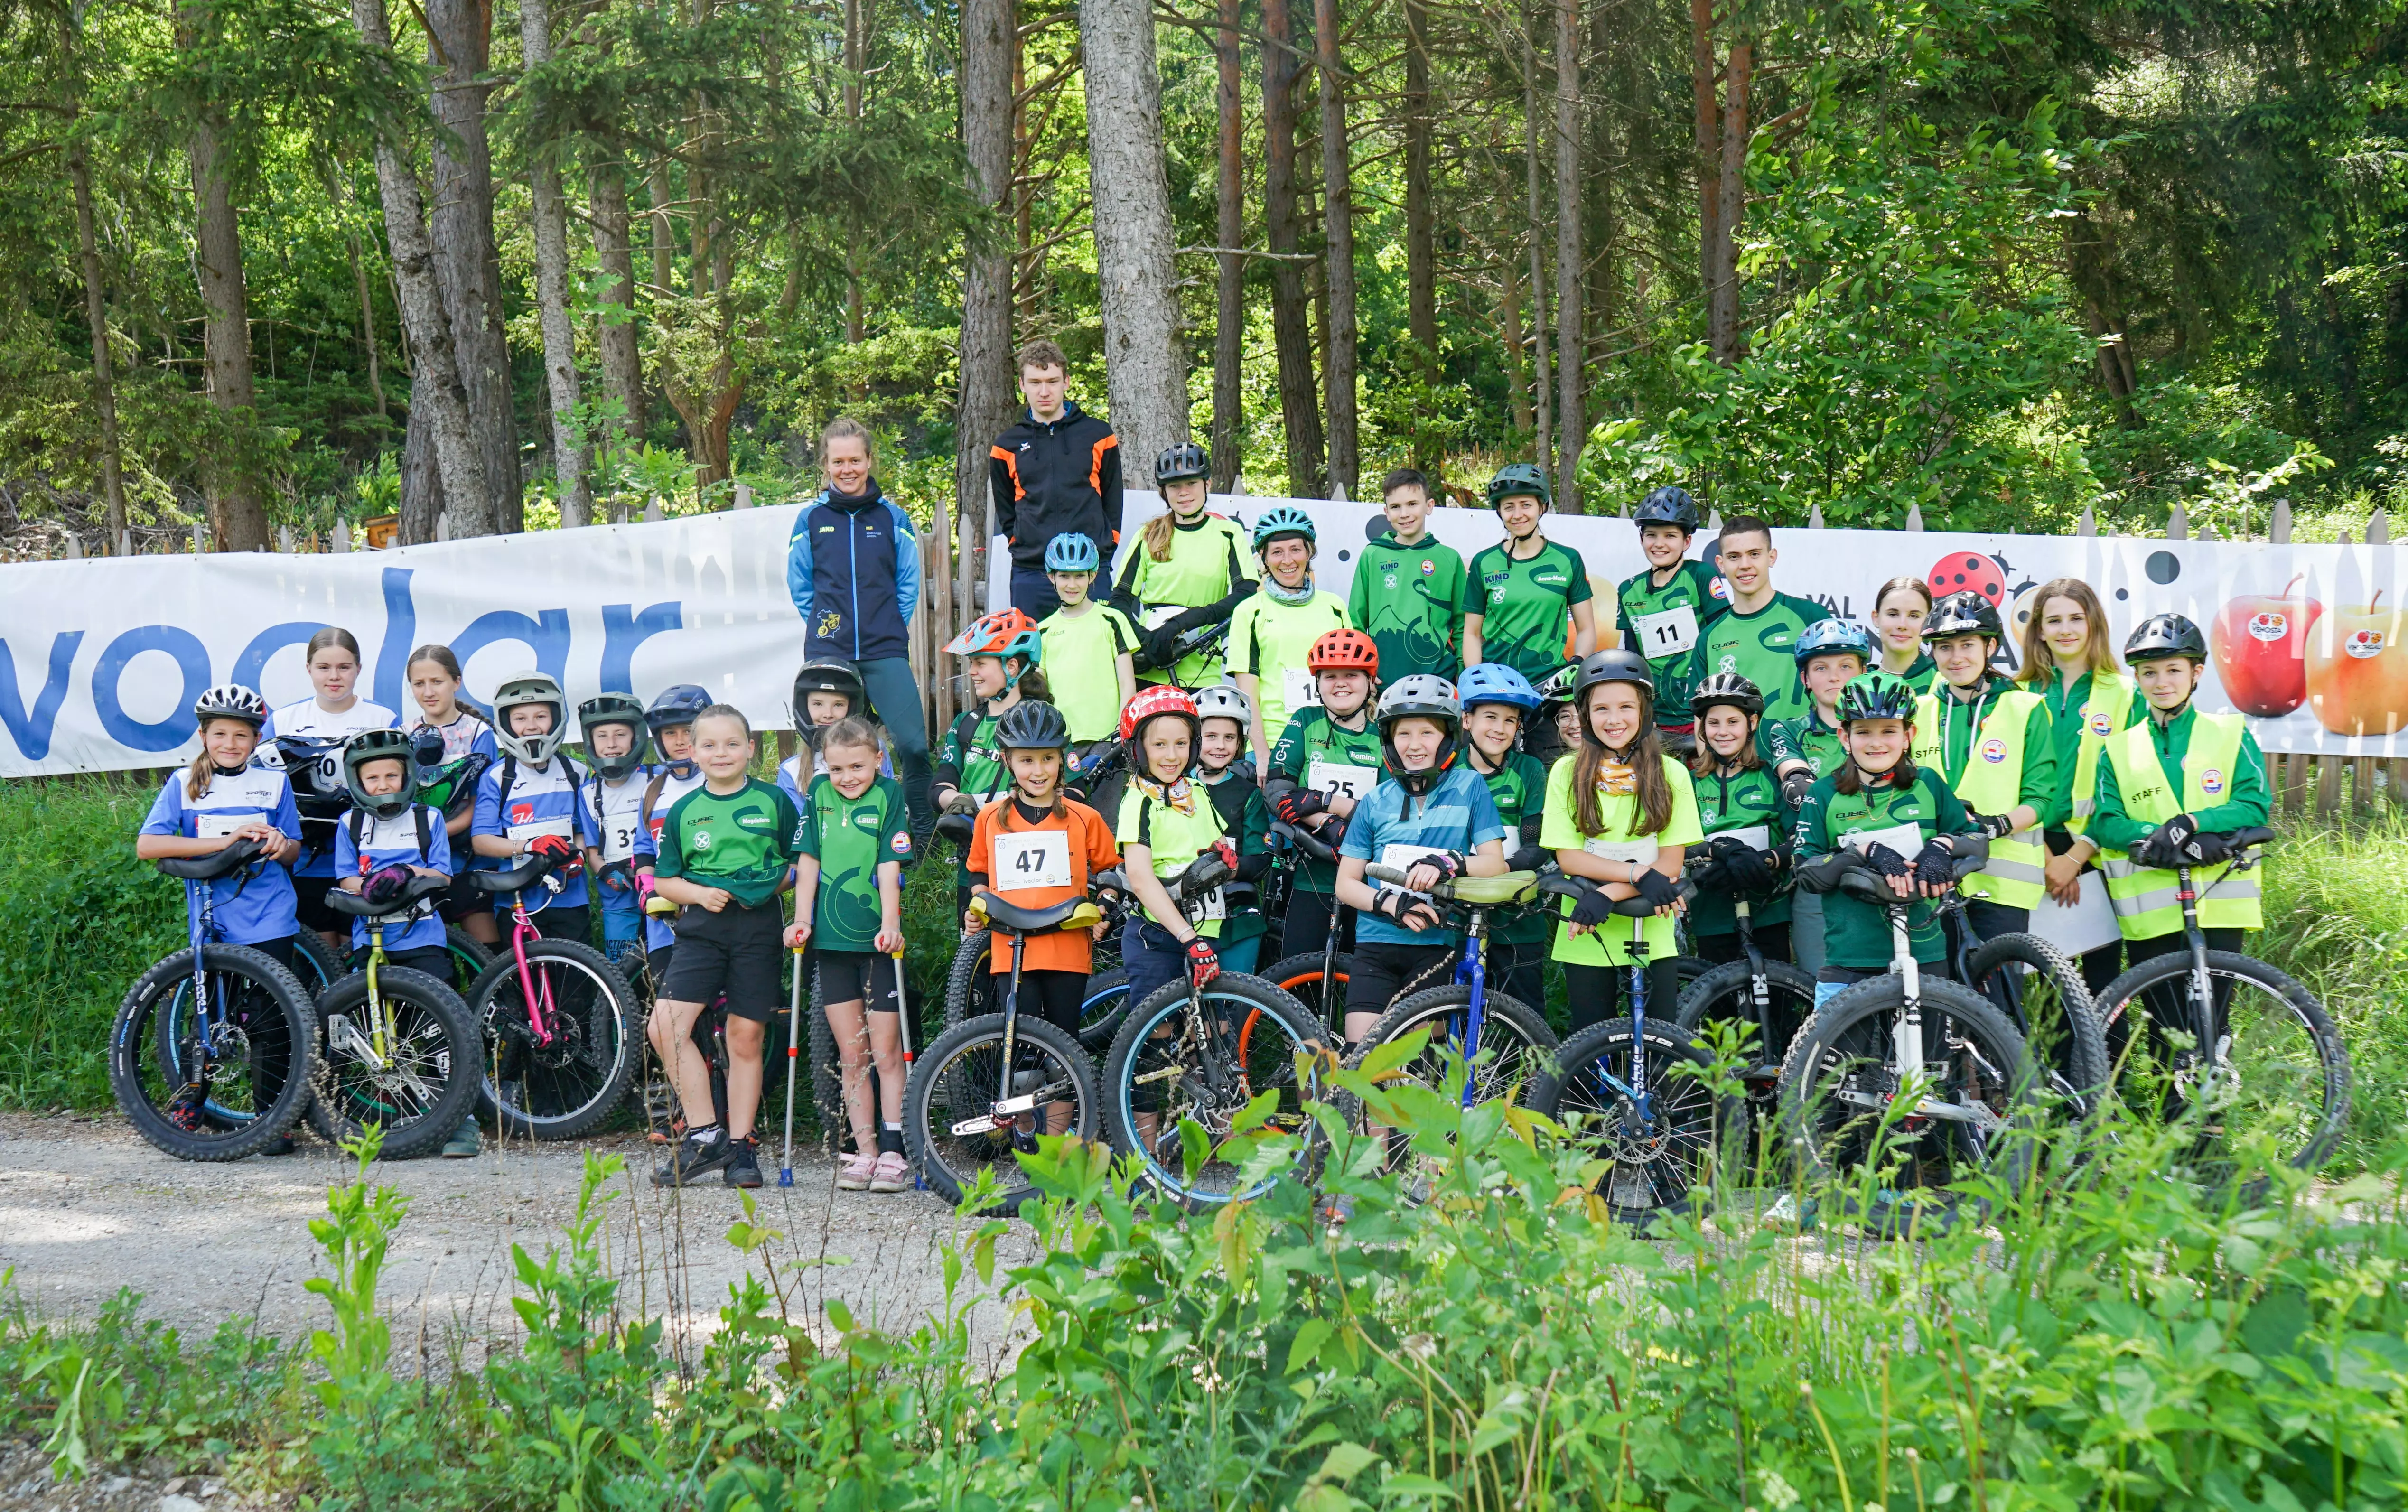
[1287,1317,1332,1375]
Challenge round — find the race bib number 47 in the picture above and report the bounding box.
[993,829,1072,890]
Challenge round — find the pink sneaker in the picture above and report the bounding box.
[837,1152,877,1190]
[869,1152,910,1193]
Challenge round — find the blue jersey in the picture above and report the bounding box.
[583,765,672,951]
[140,765,305,946]
[471,754,597,913]
[331,805,453,954]
[1340,765,1506,948]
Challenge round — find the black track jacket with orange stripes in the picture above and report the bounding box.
[988,401,1123,572]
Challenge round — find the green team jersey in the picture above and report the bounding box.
[1348,532,1466,682]
[1267,704,1384,894]
[795,773,912,952]
[1759,707,1848,779]
[938,705,1011,801]
[653,778,803,910]
[1202,770,1272,943]
[1114,513,1253,687]
[1462,539,1594,681]
[1471,747,1551,945]
[1688,763,1793,936]
[1792,767,1976,970]
[1226,587,1351,743]
[1038,602,1141,742]
[1683,591,1833,725]
[1614,559,1728,725]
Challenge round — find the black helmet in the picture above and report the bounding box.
[995,699,1071,751]
[1688,672,1764,719]
[577,693,651,780]
[1633,485,1700,532]
[2124,613,2207,664]
[1836,671,1919,725]
[1571,650,1655,747]
[1155,442,1211,485]
[342,728,420,821]
[644,684,712,739]
[792,661,873,726]
[1486,462,1552,510]
[1922,590,2005,644]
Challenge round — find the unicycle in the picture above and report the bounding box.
[311,875,482,1157]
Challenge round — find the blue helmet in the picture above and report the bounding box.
[1792,618,1876,668]
[1045,532,1101,573]
[645,683,713,738]
[1457,662,1543,712]
[1251,506,1317,551]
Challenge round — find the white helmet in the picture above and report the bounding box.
[192,683,269,728]
[1192,683,1252,727]
[491,671,568,764]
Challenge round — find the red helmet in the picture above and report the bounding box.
[1308,627,1379,675]
[1119,684,1201,744]
[944,608,1043,663]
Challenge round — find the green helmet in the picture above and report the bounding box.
[342,728,420,821]
[1485,462,1552,510]
[1836,671,1919,726]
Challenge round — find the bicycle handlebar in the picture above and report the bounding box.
[1273,818,1339,864]
[323,872,453,919]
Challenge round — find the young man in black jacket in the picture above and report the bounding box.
[988,338,1123,619]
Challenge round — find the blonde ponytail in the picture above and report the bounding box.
[1143,511,1177,562]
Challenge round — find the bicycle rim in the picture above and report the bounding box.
[1348,992,1551,1201]
[481,952,632,1130]
[1114,989,1318,1205]
[1547,1030,1727,1223]
[917,1025,1093,1204]
[2102,956,2348,1173]
[319,992,459,1137]
[141,965,303,1139]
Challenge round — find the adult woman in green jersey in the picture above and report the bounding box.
[1461,463,1596,682]
[1911,591,2061,944]
[1111,443,1256,688]
[2016,577,2140,992]
[1227,508,1352,770]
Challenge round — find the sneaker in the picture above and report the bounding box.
[723,1138,763,1188]
[1320,1192,1355,1226]
[652,1128,736,1187]
[868,1151,910,1193]
[836,1152,877,1190]
[441,1118,481,1159]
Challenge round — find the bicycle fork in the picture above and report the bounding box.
[509,896,560,1044]
[1737,898,1775,1071]
[1456,911,1489,1109]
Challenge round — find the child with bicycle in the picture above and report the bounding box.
[403,645,500,947]
[1455,664,1551,1010]
[1115,686,1231,1010]
[937,610,1050,920]
[1913,591,2063,945]
[262,627,401,953]
[576,694,657,971]
[648,705,805,1189]
[1331,677,1510,1049]
[631,684,714,977]
[1036,533,1141,747]
[1264,628,1385,964]
[789,714,916,1192]
[470,672,597,942]
[1193,685,1273,975]
[1789,672,1983,1007]
[138,685,306,968]
[1538,651,1703,1034]
[1682,673,1796,967]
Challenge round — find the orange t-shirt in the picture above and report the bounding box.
[968,796,1121,976]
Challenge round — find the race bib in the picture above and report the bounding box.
[600,818,642,864]
[1631,604,1701,659]
[1307,758,1380,803]
[1717,825,1771,853]
[506,816,575,845]
[195,812,248,840]
[1584,837,1660,865]
[1380,843,1448,873]
[1283,666,1322,714]
[1196,887,1228,921]
[1842,822,1927,862]
[993,829,1072,891]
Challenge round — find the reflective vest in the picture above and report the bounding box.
[2097,711,2261,939]
[2065,671,2137,836]
[1912,688,2046,908]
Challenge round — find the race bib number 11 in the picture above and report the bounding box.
[1631,603,1700,659]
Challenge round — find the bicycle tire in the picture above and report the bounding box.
[941,929,995,1032]
[444,927,496,997]
[289,928,346,998]
[1262,950,1353,1041]
[1778,974,2039,1240]
[1675,957,1822,1075]
[1528,1017,1744,1227]
[905,1012,1101,1213]
[112,944,318,1162]
[2094,949,2350,1176]
[468,938,639,1140]
[306,967,482,1158]
[1078,968,1130,1053]
[1964,932,2110,1116]
[1332,984,1557,1195]
[1102,974,1325,1210]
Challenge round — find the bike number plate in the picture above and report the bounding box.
[1307,759,1379,803]
[1631,604,1700,658]
[1718,824,1771,853]
[993,829,1072,890]
[1584,837,1659,865]
[1196,887,1227,921]
[1842,822,1927,862]
[194,812,248,840]
[1284,667,1323,715]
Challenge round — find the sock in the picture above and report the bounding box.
[878,1123,904,1156]
[685,1122,723,1146]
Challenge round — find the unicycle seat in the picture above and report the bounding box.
[472,853,559,894]
[323,873,452,919]
[154,839,267,881]
[970,895,1103,936]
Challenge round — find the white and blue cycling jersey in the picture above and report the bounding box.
[261,697,400,877]
[471,754,597,914]
[408,709,497,763]
[1339,765,1506,949]
[581,765,672,945]
[331,805,453,955]
[139,764,305,945]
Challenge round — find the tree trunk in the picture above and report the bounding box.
[1500,254,1533,435]
[1403,0,1437,412]
[1709,38,1749,363]
[184,124,271,551]
[1313,0,1357,499]
[958,0,1016,610]
[517,0,593,527]
[1552,0,1583,511]
[1261,0,1326,497]
[68,137,128,552]
[1520,33,1553,474]
[1081,0,1192,469]
[588,160,646,466]
[1211,0,1244,492]
[843,0,868,344]
[426,0,519,532]
[1691,0,1718,313]
[355,0,491,543]
[348,233,388,420]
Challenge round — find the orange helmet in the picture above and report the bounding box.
[944,608,1043,663]
[1308,627,1379,675]
[1119,684,1201,744]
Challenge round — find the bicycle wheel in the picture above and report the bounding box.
[306,968,481,1157]
[1965,932,2110,1117]
[112,945,318,1162]
[444,927,496,997]
[1778,976,2038,1240]
[1675,956,1821,1157]
[904,1013,1101,1213]
[1078,968,1130,1054]
[941,930,996,1032]
[2095,949,2349,1176]
[469,939,639,1139]
[1261,950,1353,1043]
[1528,1017,1743,1227]
[289,929,345,999]
[1103,975,1325,1210]
[1334,985,1557,1196]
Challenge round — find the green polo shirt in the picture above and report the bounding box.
[1760,706,1848,779]
[1684,591,1833,724]
[1615,558,1727,725]
[1267,705,1384,894]
[653,778,803,910]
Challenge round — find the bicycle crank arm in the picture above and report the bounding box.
[949,1084,1076,1136]
[1832,1085,2005,1131]
[325,1015,389,1071]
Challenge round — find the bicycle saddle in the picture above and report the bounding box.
[2229,825,2277,851]
[155,837,267,881]
[323,873,452,918]
[968,894,1104,935]
[934,812,977,850]
[1362,863,1539,907]
[472,853,556,894]
[1274,819,1338,864]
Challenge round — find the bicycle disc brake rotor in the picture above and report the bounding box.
[487,997,586,1071]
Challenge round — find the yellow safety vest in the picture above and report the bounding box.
[2065,671,2137,836]
[2096,712,2261,939]
[1912,688,2046,908]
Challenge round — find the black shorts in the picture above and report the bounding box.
[660,902,785,1020]
[437,871,489,926]
[818,949,903,1014]
[347,945,452,979]
[1344,941,1458,1021]
[292,877,345,934]
[1003,968,1087,1036]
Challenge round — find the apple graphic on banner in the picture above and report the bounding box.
[2305,591,2408,735]
[2211,573,2321,717]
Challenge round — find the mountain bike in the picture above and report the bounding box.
[1950,907,2108,1121]
[287,921,492,1004]
[1529,875,1743,1225]
[904,892,1106,1212]
[2092,825,2349,1178]
[1777,838,2040,1238]
[463,852,640,1139]
[1335,861,1558,1101]
[1259,819,1353,1041]
[1101,852,1326,1210]
[312,876,482,1156]
[111,840,318,1161]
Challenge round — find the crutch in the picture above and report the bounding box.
[778,943,804,1187]
[889,938,922,1188]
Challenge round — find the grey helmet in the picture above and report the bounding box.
[192,683,269,729]
[491,671,569,765]
[1192,683,1253,728]
[1375,674,1463,795]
